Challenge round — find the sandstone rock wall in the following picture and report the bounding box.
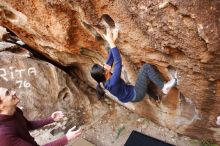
[0,0,219,142]
[0,45,113,145]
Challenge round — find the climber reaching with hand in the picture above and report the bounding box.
[90,24,177,103]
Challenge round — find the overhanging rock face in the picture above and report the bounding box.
[0,0,219,142]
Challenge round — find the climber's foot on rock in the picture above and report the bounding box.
[162,78,177,94]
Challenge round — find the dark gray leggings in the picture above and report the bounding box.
[132,64,164,102]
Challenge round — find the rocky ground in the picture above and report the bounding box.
[31,98,208,146]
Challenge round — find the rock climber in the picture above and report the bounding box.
[90,24,176,103]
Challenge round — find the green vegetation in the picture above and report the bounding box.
[189,139,200,145]
[115,126,125,140]
[190,139,218,146]
[112,125,125,143]
[200,139,218,146]
[143,117,150,125]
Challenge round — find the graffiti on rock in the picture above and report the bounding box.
[0,67,37,88]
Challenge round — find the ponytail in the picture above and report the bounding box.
[91,64,107,99]
[96,83,105,99]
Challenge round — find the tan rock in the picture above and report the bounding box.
[0,0,219,143]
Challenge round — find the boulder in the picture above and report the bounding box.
[0,0,219,142]
[0,47,107,128]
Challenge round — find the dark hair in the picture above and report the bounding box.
[96,83,106,99]
[91,64,106,82]
[90,64,106,98]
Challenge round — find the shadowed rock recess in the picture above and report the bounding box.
[0,0,219,143]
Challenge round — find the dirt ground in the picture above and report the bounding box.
[32,98,203,146]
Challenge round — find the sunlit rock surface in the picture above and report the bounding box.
[0,0,219,143]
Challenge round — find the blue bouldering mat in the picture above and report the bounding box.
[125,130,174,146]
